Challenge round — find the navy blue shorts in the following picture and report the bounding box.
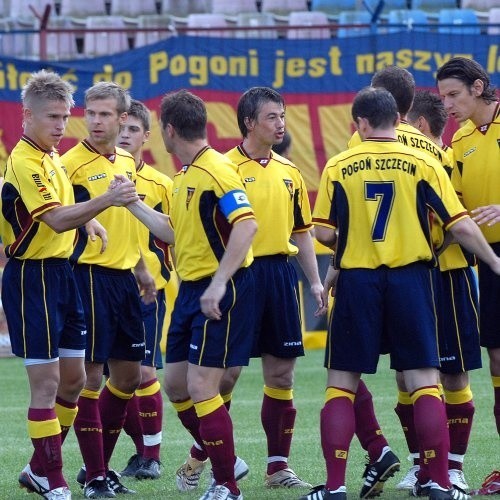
[166,267,254,368]
[73,264,145,363]
[325,262,439,374]
[250,255,304,358]
[433,267,482,374]
[141,288,165,369]
[478,242,500,349]
[2,258,86,359]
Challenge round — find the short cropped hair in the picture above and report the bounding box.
[436,57,497,103]
[84,81,131,115]
[160,89,207,141]
[127,99,151,132]
[351,87,398,129]
[237,87,285,138]
[21,69,75,110]
[407,90,448,138]
[371,66,415,116]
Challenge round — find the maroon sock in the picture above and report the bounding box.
[394,402,419,456]
[74,394,105,481]
[190,443,208,462]
[99,383,131,469]
[28,408,66,489]
[198,404,238,495]
[123,395,144,456]
[321,394,355,491]
[138,380,163,461]
[413,392,450,488]
[261,394,296,475]
[446,401,475,470]
[354,380,388,462]
[177,404,206,456]
[494,386,500,436]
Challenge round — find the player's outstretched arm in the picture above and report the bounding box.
[449,217,500,275]
[126,199,174,245]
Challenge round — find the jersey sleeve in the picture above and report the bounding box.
[17,156,63,219]
[292,170,313,233]
[312,163,336,229]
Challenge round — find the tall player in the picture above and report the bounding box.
[122,89,257,500]
[437,57,500,496]
[302,86,500,500]
[116,99,174,480]
[395,89,482,494]
[0,70,138,500]
[62,82,145,499]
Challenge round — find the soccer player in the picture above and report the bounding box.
[0,70,138,500]
[123,89,257,500]
[302,86,500,500]
[437,56,500,496]
[177,86,324,497]
[62,82,146,498]
[115,99,174,480]
[395,89,482,494]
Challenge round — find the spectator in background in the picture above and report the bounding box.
[437,56,500,497]
[0,70,137,500]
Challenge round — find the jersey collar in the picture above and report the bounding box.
[21,135,57,156]
[238,142,271,167]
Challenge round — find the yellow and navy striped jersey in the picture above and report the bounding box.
[451,102,500,244]
[136,160,173,290]
[170,146,255,281]
[313,139,468,269]
[0,136,76,259]
[61,140,140,270]
[226,145,312,257]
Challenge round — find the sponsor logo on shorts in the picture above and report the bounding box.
[190,344,198,350]
[81,330,87,336]
[283,341,302,347]
[131,342,145,348]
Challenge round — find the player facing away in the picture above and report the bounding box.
[393,89,482,495]
[122,89,257,500]
[0,70,138,500]
[437,56,500,496]
[116,99,174,481]
[61,82,146,499]
[302,86,500,500]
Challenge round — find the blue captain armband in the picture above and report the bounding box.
[219,189,251,218]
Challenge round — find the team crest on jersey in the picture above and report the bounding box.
[283,179,294,199]
[186,187,195,209]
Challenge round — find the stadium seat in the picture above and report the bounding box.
[261,0,309,17]
[487,7,500,34]
[111,0,158,17]
[310,0,357,19]
[438,8,480,33]
[0,0,10,18]
[235,12,277,38]
[287,10,331,38]
[59,0,107,19]
[461,0,500,22]
[387,8,429,31]
[186,13,229,36]
[363,0,409,17]
[410,0,458,14]
[134,14,174,47]
[337,10,372,37]
[34,16,79,60]
[211,0,258,15]
[161,0,209,17]
[10,0,57,24]
[83,15,129,56]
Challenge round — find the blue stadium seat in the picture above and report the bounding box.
[287,10,331,38]
[438,8,480,33]
[387,8,429,31]
[337,10,372,36]
[410,0,458,13]
[310,0,357,18]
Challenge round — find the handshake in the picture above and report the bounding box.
[107,174,140,207]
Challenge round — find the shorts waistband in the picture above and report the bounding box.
[253,254,289,262]
[13,258,69,267]
[74,263,133,276]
